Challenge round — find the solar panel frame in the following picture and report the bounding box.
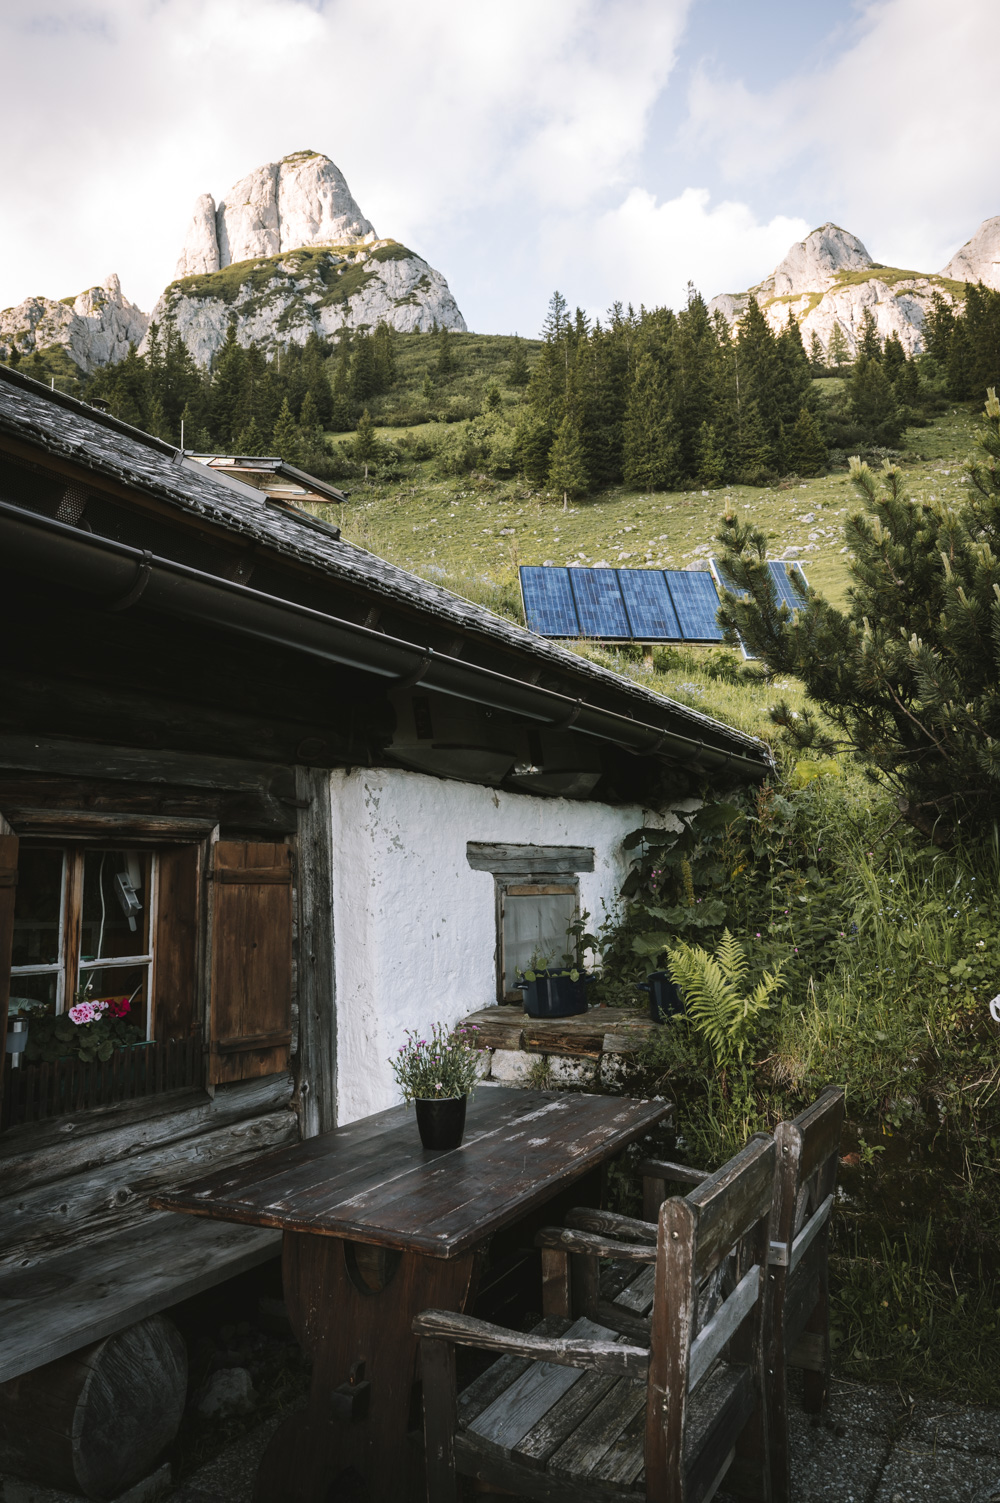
[663,569,725,642]
[519,566,580,637]
[617,569,683,641]
[768,559,809,609]
[568,567,632,640]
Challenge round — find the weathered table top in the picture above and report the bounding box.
[152,1087,670,1258]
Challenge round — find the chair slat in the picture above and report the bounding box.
[513,1368,620,1468]
[468,1318,610,1454]
[548,1375,646,1480]
[458,1316,571,1427]
[688,1264,761,1392]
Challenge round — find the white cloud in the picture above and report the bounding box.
[0,0,692,321]
[685,0,1000,274]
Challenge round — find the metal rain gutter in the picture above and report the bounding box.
[0,500,772,779]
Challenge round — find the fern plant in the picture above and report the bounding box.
[666,929,784,1069]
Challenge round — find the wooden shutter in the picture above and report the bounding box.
[209,841,293,1085]
[0,832,20,1121]
[153,845,201,1043]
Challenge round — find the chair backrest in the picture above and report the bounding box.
[771,1085,845,1272]
[645,1133,776,1503]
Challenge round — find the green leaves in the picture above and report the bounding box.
[664,928,785,1068]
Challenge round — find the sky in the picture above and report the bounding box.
[2,0,998,336]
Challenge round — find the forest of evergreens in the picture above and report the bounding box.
[6,277,1000,494]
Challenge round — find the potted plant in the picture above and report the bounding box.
[23,994,143,1065]
[389,1022,483,1150]
[637,970,685,1023]
[518,948,592,1019]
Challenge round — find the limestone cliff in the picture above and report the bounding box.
[144,238,466,367]
[941,215,1000,291]
[149,149,464,364]
[0,274,149,373]
[176,151,376,277]
[708,223,964,357]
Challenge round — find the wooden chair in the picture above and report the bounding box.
[413,1134,776,1503]
[560,1088,846,1503]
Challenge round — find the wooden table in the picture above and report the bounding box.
[153,1087,670,1503]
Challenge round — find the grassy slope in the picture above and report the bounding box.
[320,357,979,744]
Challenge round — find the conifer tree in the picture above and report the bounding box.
[507,337,530,388]
[436,325,455,377]
[352,408,379,479]
[270,398,303,465]
[234,416,268,456]
[808,331,826,372]
[695,422,727,487]
[546,414,588,507]
[849,355,904,446]
[786,408,829,476]
[735,399,775,485]
[623,351,679,490]
[421,372,435,403]
[715,390,1000,843]
[351,332,379,401]
[857,308,882,361]
[827,322,851,372]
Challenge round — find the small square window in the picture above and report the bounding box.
[498,880,579,1003]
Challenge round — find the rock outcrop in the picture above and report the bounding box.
[708,223,964,358]
[941,215,1000,291]
[146,150,465,366]
[0,273,149,373]
[145,239,466,367]
[176,151,376,278]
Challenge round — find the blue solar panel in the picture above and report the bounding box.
[664,570,724,641]
[768,560,808,609]
[568,568,631,639]
[618,569,682,640]
[519,567,580,637]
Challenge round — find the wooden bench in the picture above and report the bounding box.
[414,1133,776,1503]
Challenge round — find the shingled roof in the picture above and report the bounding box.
[0,363,771,770]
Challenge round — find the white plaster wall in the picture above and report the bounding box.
[327,767,666,1124]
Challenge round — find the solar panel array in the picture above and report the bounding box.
[519,561,807,645]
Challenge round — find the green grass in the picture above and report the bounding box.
[831,265,967,297]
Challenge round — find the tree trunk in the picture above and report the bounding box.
[0,1315,187,1499]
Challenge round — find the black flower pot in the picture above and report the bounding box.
[415,1095,467,1150]
[638,970,684,1023]
[518,969,590,1019]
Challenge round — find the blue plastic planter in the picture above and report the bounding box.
[638,971,684,1023]
[519,969,591,1018]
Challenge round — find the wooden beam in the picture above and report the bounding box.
[294,766,337,1138]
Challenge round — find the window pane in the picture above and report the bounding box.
[11,848,64,967]
[78,964,149,1036]
[503,891,578,994]
[80,850,150,962]
[9,973,60,1016]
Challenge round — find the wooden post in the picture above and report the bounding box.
[420,1337,459,1503]
[294,765,337,1138]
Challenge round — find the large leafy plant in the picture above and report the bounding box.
[665,929,785,1068]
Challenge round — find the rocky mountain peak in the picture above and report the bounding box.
[940,215,1000,291]
[176,151,376,279]
[762,223,873,298]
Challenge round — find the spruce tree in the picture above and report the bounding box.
[827,323,850,372]
[270,398,303,465]
[507,337,530,388]
[546,414,588,507]
[735,399,775,485]
[715,390,1000,842]
[623,351,679,490]
[234,416,268,456]
[209,320,247,446]
[857,307,882,361]
[808,331,826,372]
[786,408,829,476]
[436,325,455,378]
[352,408,379,479]
[849,355,905,446]
[695,422,727,486]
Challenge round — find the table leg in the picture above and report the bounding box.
[253,1232,479,1503]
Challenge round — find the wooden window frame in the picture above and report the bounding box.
[495,876,580,1005]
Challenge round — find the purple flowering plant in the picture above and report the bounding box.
[389,1022,483,1103]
